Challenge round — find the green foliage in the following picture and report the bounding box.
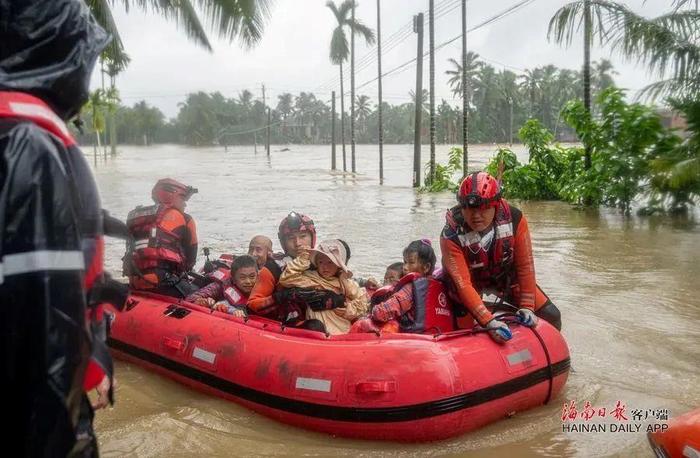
[485,122,567,201]
[88,0,273,71]
[484,87,698,213]
[647,98,700,211]
[548,0,700,101]
[83,88,119,134]
[421,147,463,193]
[563,87,666,211]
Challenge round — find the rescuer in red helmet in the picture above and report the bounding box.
[125,178,199,297]
[440,171,561,342]
[247,211,318,318]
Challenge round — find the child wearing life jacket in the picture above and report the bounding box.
[351,239,454,334]
[383,262,404,286]
[277,239,369,335]
[185,255,258,317]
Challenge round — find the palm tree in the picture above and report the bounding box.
[437,99,458,143]
[276,93,294,120]
[326,0,375,171]
[496,70,520,144]
[592,58,617,96]
[409,89,430,115]
[295,92,318,139]
[238,89,254,118]
[518,68,542,118]
[549,0,700,101]
[87,0,273,69]
[354,94,372,135]
[276,93,293,135]
[445,53,482,102]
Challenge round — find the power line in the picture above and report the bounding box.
[354,0,538,93]
[120,1,538,107]
[316,0,462,92]
[319,0,464,92]
[316,0,452,90]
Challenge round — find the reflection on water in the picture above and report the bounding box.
[92,144,700,457]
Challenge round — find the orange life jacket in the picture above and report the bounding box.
[126,205,188,274]
[446,200,522,293]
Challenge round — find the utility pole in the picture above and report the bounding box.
[377,0,384,184]
[583,0,592,170]
[413,13,424,188]
[261,83,267,152]
[351,3,357,173]
[100,58,107,160]
[340,64,347,172]
[429,0,436,185]
[261,83,266,110]
[509,96,514,146]
[108,69,117,157]
[266,107,271,156]
[331,91,337,170]
[461,0,469,177]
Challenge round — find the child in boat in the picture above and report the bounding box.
[351,239,454,334]
[383,262,404,286]
[277,239,369,335]
[186,255,258,317]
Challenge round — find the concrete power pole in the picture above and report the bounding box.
[413,13,424,188]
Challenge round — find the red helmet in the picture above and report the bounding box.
[278,212,316,249]
[457,172,501,208]
[151,178,198,206]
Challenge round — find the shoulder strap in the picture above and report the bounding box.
[0,91,76,147]
[394,272,421,293]
[265,258,283,282]
[505,201,522,233]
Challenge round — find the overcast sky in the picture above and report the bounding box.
[92,0,670,118]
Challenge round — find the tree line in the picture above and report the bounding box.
[75,57,617,147]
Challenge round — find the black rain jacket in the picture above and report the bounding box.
[0,1,115,456]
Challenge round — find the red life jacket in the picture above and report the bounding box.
[126,204,187,274]
[449,200,521,293]
[374,273,454,334]
[206,255,234,285]
[223,284,248,307]
[0,91,107,391]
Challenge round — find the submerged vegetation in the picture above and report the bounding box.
[422,87,699,214]
[480,88,699,214]
[78,0,698,215]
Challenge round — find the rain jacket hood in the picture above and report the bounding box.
[0,0,110,120]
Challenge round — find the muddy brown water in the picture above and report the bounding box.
[90,143,700,457]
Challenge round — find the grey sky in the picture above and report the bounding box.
[92,0,669,118]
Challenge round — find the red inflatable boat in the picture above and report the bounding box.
[107,292,570,442]
[648,408,700,457]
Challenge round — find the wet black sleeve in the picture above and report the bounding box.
[103,209,129,239]
[0,122,90,457]
[182,214,197,271]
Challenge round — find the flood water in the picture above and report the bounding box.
[91,143,700,457]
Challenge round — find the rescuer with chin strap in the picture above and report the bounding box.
[125,178,199,297]
[440,172,562,343]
